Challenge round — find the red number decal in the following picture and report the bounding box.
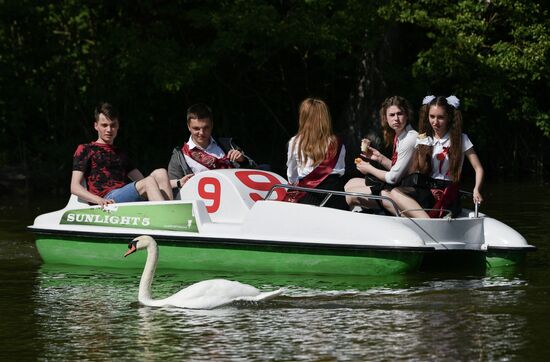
[198,177,221,213]
[235,170,286,201]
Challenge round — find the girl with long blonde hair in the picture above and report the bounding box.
[286,98,347,209]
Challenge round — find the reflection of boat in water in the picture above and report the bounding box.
[27,169,535,276]
[37,263,412,292]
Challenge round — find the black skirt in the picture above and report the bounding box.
[299,174,349,210]
[400,186,435,210]
[400,185,462,217]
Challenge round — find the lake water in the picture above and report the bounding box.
[1,182,550,360]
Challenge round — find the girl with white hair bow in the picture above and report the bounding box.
[390,95,484,218]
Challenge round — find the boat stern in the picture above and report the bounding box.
[482,217,536,267]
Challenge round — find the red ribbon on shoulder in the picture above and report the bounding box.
[182,143,234,170]
[284,137,343,202]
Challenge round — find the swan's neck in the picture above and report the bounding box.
[138,242,158,304]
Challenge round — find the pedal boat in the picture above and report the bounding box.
[27,169,535,275]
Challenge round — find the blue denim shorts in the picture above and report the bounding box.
[105,182,142,203]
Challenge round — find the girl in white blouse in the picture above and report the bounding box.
[345,96,417,212]
[286,98,347,210]
[390,95,484,218]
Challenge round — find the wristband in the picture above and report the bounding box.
[177,180,182,188]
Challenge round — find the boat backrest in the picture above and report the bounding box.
[177,169,287,223]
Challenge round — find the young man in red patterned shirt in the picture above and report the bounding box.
[70,102,173,207]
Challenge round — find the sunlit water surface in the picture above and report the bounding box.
[1,182,550,360]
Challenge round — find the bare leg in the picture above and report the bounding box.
[389,188,429,218]
[135,169,173,201]
[344,177,378,209]
[149,168,173,200]
[380,190,399,215]
[135,176,162,201]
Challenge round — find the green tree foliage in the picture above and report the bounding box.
[1,0,387,188]
[0,0,548,193]
[380,0,550,175]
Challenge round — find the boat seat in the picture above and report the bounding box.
[66,180,92,209]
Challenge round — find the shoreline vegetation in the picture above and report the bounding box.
[1,1,549,191]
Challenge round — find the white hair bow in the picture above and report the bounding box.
[446,95,460,108]
[422,95,436,105]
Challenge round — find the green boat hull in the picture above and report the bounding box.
[486,250,527,268]
[35,236,424,276]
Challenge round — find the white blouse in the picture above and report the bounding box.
[416,133,474,181]
[286,136,346,183]
[385,124,418,184]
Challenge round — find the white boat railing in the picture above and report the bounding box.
[265,184,481,219]
[458,190,481,217]
[265,184,402,216]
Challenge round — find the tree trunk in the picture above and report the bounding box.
[339,30,388,175]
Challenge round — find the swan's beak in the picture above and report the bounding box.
[124,240,138,257]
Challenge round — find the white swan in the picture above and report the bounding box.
[124,235,283,309]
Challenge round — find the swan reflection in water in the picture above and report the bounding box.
[124,235,283,309]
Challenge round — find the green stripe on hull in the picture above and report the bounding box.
[35,237,423,276]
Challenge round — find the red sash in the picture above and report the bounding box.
[391,135,398,166]
[284,137,343,202]
[182,143,234,170]
[428,183,459,218]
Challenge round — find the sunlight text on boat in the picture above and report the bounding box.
[65,213,150,226]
